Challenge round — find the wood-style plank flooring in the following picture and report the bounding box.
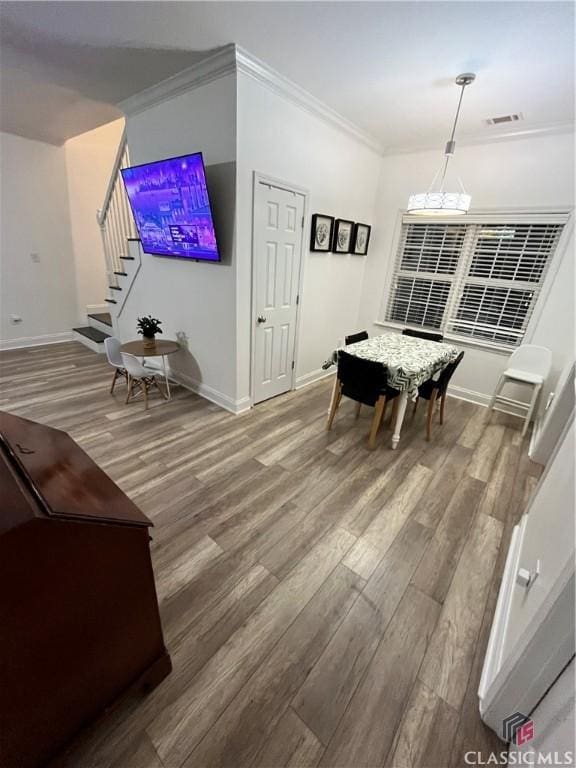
[0,342,542,768]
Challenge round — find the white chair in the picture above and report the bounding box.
[121,353,167,410]
[104,337,127,394]
[489,344,552,437]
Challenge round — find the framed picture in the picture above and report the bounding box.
[352,223,372,255]
[332,219,354,253]
[310,214,335,252]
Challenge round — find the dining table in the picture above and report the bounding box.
[333,333,460,449]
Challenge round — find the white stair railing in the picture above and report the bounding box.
[96,128,137,290]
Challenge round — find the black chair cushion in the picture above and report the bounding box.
[345,330,369,346]
[418,351,465,400]
[338,350,395,407]
[417,378,438,400]
[402,328,444,343]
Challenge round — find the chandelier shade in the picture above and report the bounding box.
[408,73,475,216]
[407,192,471,215]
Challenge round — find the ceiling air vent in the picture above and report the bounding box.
[485,113,524,126]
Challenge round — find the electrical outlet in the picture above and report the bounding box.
[10,315,22,324]
[30,253,40,263]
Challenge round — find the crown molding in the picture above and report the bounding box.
[234,46,384,155]
[118,44,237,117]
[117,42,384,154]
[117,43,571,158]
[382,120,575,157]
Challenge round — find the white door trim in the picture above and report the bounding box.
[250,171,309,407]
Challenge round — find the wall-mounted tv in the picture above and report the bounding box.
[121,152,220,262]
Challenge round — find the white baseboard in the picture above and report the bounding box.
[448,383,527,418]
[0,332,74,351]
[171,369,251,414]
[295,367,336,390]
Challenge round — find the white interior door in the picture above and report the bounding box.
[253,180,305,404]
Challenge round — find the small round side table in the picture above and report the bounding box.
[120,339,180,400]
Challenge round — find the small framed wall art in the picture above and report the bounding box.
[352,223,372,255]
[332,219,354,253]
[310,214,335,252]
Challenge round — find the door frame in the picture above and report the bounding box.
[250,171,309,407]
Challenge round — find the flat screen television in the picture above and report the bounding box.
[121,152,220,262]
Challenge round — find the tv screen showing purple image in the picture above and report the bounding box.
[121,152,220,261]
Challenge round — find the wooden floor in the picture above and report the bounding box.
[0,342,542,768]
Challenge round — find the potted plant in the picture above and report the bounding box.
[137,315,163,351]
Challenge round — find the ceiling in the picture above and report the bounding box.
[1,1,574,151]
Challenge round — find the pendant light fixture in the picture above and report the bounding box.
[407,73,476,215]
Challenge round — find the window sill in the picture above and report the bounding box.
[373,321,514,356]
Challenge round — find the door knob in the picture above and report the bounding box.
[257,315,267,324]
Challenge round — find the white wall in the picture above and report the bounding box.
[508,659,575,765]
[0,131,77,347]
[121,74,239,410]
[359,132,575,406]
[236,72,382,402]
[64,118,125,320]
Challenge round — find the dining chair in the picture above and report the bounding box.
[402,328,444,342]
[413,351,465,440]
[104,337,127,394]
[344,331,369,417]
[327,350,400,449]
[489,344,552,437]
[345,330,369,346]
[121,353,167,410]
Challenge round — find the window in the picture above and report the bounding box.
[385,216,565,347]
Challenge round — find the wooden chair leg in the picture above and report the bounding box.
[110,369,119,394]
[368,395,387,450]
[439,393,446,425]
[426,390,438,441]
[412,397,419,417]
[125,375,133,404]
[355,402,362,420]
[326,379,342,430]
[154,377,168,400]
[143,380,149,410]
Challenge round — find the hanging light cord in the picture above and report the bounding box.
[438,81,468,191]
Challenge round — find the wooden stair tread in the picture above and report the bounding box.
[72,326,110,343]
[87,313,112,327]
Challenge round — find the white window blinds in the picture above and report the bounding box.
[385,216,565,348]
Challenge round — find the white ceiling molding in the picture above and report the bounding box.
[118,44,237,117]
[118,42,384,154]
[383,119,575,157]
[234,46,384,155]
[117,42,572,158]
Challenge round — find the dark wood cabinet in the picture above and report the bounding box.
[0,411,171,768]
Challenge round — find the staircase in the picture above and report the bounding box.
[73,313,113,353]
[73,128,141,353]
